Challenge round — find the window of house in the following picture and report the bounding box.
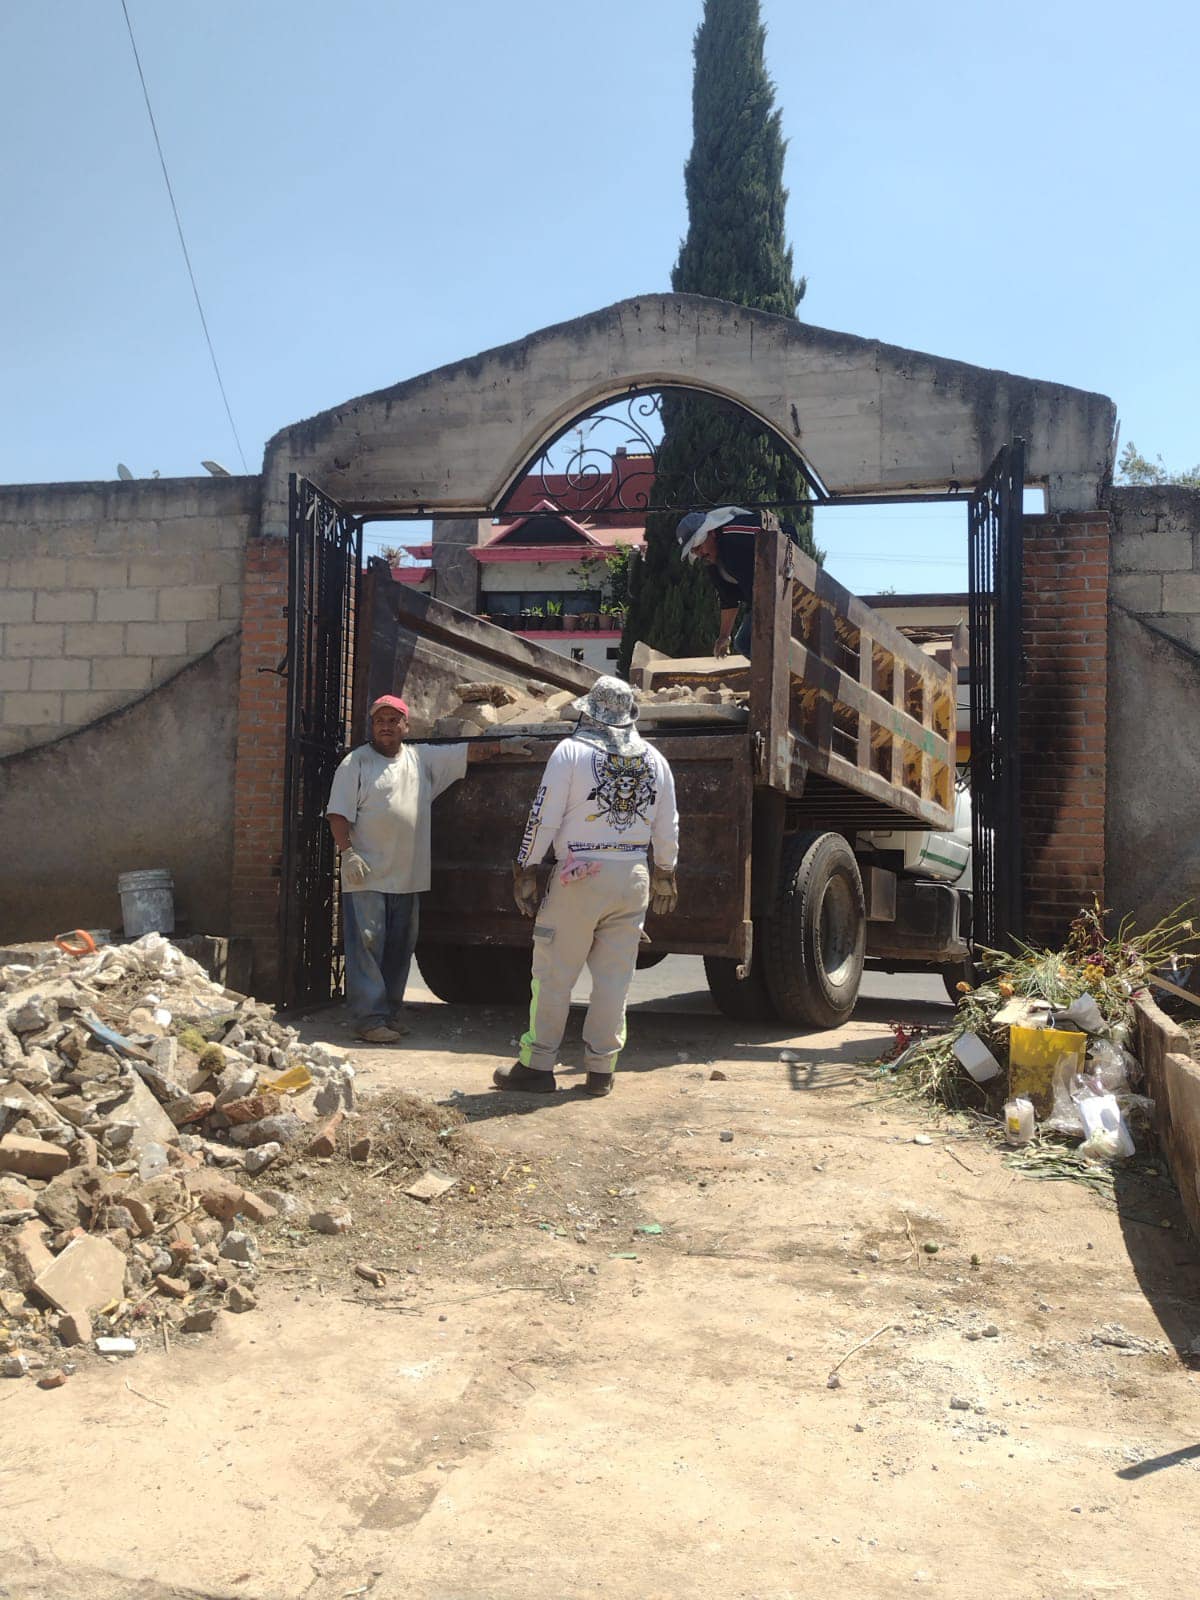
[481,590,601,617]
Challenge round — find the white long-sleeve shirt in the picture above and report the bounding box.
[516,737,679,871]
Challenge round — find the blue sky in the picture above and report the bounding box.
[2,0,1196,595]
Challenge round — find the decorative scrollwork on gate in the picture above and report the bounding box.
[498,386,824,520]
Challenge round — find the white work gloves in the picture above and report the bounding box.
[714,635,731,659]
[341,848,371,888]
[513,862,540,918]
[649,867,678,918]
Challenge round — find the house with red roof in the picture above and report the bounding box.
[389,455,647,670]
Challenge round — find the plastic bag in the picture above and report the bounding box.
[1087,1038,1131,1095]
[1077,1092,1135,1161]
[1043,1061,1101,1136]
[1056,993,1105,1033]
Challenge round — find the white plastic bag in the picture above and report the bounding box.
[1077,1092,1135,1161]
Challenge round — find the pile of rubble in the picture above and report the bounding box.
[423,678,747,740]
[0,935,356,1385]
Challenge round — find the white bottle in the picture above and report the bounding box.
[1004,1097,1035,1146]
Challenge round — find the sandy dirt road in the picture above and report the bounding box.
[3,963,1200,1600]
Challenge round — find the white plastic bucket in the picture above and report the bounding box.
[117,869,175,938]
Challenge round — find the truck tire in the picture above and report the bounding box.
[762,832,866,1029]
[415,942,532,1006]
[704,941,778,1022]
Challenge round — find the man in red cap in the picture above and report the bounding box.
[326,695,509,1042]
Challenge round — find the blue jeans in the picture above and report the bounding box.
[342,891,419,1027]
[734,608,752,657]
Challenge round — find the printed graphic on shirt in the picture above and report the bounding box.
[517,783,548,866]
[585,752,657,834]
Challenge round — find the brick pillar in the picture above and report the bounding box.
[230,537,289,997]
[1019,513,1109,946]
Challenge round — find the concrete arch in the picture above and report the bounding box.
[260,293,1116,536]
[490,376,823,513]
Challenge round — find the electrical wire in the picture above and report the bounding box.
[118,0,249,473]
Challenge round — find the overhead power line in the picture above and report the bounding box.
[119,0,249,473]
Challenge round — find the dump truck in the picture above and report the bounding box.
[355,522,972,1026]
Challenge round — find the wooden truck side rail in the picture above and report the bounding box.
[749,522,957,831]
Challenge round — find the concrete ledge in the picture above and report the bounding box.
[1134,994,1200,1240]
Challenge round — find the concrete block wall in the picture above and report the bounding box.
[1106,486,1200,931]
[1020,513,1109,946]
[1109,485,1200,646]
[0,477,261,756]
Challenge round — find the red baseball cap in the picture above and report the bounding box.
[369,695,410,718]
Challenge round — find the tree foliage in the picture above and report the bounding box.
[1117,441,1200,489]
[620,0,814,672]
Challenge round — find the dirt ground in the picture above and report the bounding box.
[4,963,1200,1600]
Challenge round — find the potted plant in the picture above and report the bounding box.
[545,600,564,630]
[523,605,545,632]
[562,611,580,633]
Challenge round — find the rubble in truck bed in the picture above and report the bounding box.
[0,936,525,1388]
[408,674,749,741]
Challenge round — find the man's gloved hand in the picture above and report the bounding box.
[649,867,678,918]
[341,848,371,888]
[513,861,540,918]
[714,635,731,659]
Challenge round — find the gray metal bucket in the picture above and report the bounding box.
[117,869,175,938]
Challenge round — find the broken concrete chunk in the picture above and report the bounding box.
[404,1169,458,1203]
[3,1354,30,1378]
[308,1209,352,1235]
[226,1284,257,1313]
[0,1134,71,1179]
[57,1310,92,1346]
[227,1113,307,1148]
[154,1273,189,1298]
[242,1142,281,1177]
[218,1230,258,1264]
[33,1235,126,1319]
[3,1219,55,1289]
[113,1074,179,1156]
[181,1307,220,1333]
[8,996,56,1035]
[0,1174,38,1211]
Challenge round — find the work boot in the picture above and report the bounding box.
[355,1023,404,1044]
[492,1063,556,1094]
[584,1072,614,1097]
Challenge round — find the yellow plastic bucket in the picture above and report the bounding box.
[1008,1025,1086,1115]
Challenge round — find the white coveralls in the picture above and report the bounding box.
[515,732,679,1077]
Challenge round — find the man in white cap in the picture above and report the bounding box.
[494,676,680,1096]
[326,694,514,1043]
[677,506,766,657]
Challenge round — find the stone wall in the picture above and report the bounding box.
[0,477,260,755]
[1106,486,1200,928]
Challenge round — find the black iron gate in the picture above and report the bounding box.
[279,475,362,1008]
[967,441,1025,951]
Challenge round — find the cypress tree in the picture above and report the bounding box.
[619,0,814,673]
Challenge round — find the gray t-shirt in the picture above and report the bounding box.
[326,742,468,894]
